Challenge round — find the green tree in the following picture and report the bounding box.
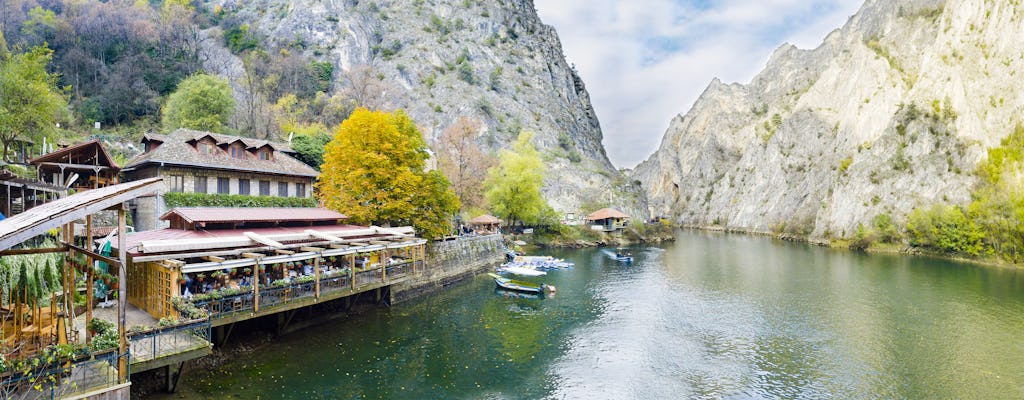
[316,108,460,239]
[484,131,553,227]
[0,44,67,162]
[161,73,235,132]
[290,131,332,170]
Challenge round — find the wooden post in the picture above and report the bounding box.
[85,215,93,345]
[314,256,320,299]
[64,222,75,338]
[381,250,387,283]
[349,254,355,290]
[117,205,128,383]
[253,260,260,313]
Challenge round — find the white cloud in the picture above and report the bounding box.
[535,0,863,168]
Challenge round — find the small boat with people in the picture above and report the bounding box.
[488,273,555,294]
[601,248,633,264]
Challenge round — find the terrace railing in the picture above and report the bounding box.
[0,351,128,400]
[191,293,256,319]
[128,319,212,365]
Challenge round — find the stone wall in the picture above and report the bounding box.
[392,234,504,303]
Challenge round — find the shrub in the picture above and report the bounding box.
[849,223,874,251]
[164,192,318,208]
[907,204,985,256]
[872,213,902,243]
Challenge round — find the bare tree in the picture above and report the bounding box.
[437,116,494,210]
[338,64,393,110]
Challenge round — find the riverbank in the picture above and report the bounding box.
[523,223,675,248]
[685,224,1022,270]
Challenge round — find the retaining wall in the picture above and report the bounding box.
[392,234,504,303]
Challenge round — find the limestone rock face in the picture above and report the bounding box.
[200,0,643,215]
[633,0,1024,239]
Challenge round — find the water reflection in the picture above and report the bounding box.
[165,230,1024,399]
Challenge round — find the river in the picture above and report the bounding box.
[162,230,1024,399]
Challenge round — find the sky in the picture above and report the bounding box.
[534,0,864,168]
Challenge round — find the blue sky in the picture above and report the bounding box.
[534,0,864,168]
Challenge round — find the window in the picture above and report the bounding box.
[194,176,207,193]
[230,145,244,159]
[198,142,214,155]
[295,183,306,198]
[169,175,184,193]
[259,180,270,196]
[278,182,288,197]
[238,179,250,196]
[258,149,271,160]
[217,177,230,194]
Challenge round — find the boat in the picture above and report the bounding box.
[601,248,634,263]
[487,273,554,294]
[502,255,574,270]
[499,266,547,276]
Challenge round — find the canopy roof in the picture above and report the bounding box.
[469,214,500,225]
[161,207,348,225]
[29,139,120,172]
[586,208,629,221]
[0,178,162,251]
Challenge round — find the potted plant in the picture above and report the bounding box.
[196,273,206,283]
[243,268,252,276]
[178,276,188,285]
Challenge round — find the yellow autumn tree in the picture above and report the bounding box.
[317,108,460,239]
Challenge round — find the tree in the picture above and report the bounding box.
[437,116,494,210]
[317,108,460,239]
[290,132,331,170]
[0,44,67,162]
[161,73,235,132]
[484,131,553,227]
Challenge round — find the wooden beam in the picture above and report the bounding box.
[300,246,324,252]
[64,242,120,267]
[241,252,264,259]
[202,255,225,263]
[329,244,349,250]
[305,229,345,243]
[0,245,68,256]
[274,249,295,255]
[244,231,284,248]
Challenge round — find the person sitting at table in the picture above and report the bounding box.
[302,262,313,276]
[226,278,240,290]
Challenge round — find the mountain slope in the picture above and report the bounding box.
[633,0,1024,239]
[201,0,643,215]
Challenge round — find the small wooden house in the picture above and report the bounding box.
[30,139,120,191]
[468,214,501,234]
[586,208,629,232]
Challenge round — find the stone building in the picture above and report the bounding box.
[122,128,319,231]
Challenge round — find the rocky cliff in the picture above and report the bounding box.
[633,0,1024,239]
[200,0,643,215]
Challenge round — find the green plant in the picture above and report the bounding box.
[87,317,114,336]
[164,192,318,208]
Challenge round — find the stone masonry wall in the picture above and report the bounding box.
[392,234,504,304]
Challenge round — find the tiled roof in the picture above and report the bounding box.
[586,208,629,221]
[123,128,317,177]
[161,207,347,224]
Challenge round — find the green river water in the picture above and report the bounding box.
[165,230,1024,399]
